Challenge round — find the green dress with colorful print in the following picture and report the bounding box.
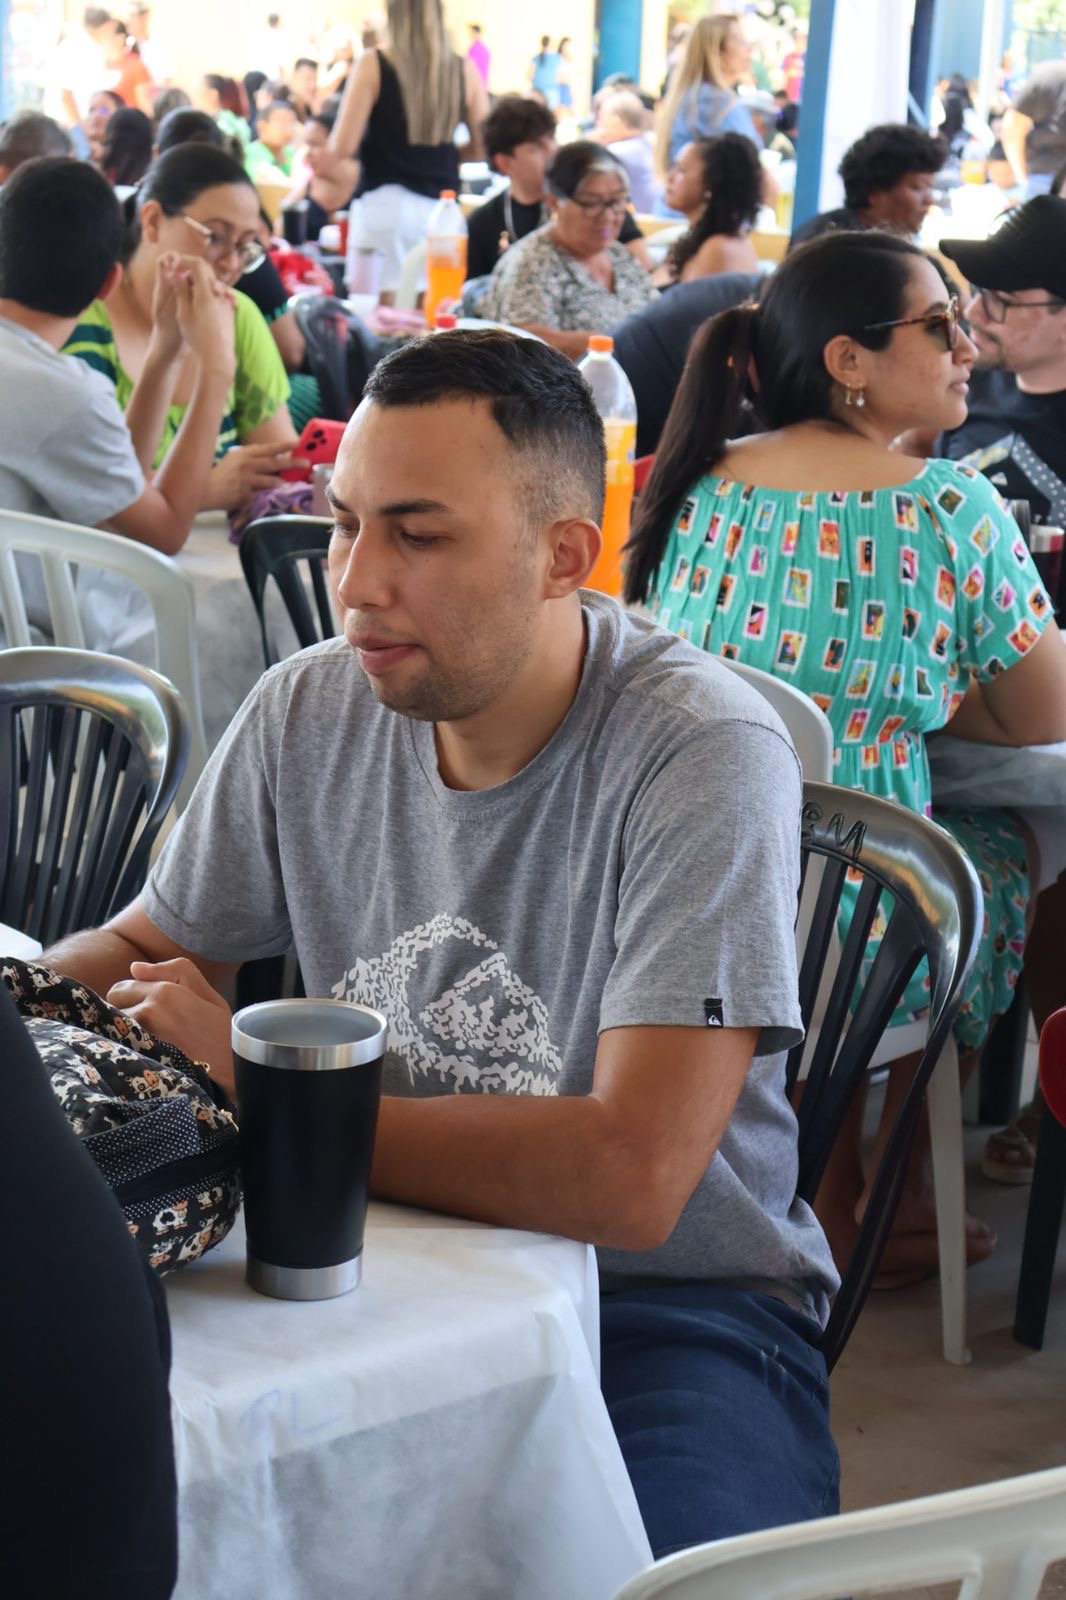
[648,458,1054,1048]
[62,289,290,469]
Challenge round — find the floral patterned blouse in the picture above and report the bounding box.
[482,225,655,333]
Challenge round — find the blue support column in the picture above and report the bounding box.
[0,0,12,122]
[595,0,643,92]
[793,0,837,230]
[910,0,941,124]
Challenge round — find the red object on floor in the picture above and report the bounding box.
[1039,1007,1066,1127]
[634,455,655,492]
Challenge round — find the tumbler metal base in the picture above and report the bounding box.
[246,1252,362,1300]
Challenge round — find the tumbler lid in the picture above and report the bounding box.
[232,999,388,1071]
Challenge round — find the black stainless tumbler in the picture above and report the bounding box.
[232,998,388,1300]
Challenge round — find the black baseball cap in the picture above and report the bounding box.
[939,195,1066,299]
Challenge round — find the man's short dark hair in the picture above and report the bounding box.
[840,123,946,210]
[362,329,607,526]
[83,6,111,27]
[0,158,122,316]
[482,95,556,166]
[0,112,73,171]
[293,56,317,73]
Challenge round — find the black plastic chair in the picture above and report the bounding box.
[1014,1008,1066,1351]
[238,515,336,670]
[795,782,982,1371]
[0,647,188,946]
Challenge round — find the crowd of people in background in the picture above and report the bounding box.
[2,0,1066,1227]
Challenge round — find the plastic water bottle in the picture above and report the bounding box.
[578,335,638,596]
[425,190,467,328]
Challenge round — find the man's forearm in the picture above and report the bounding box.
[125,340,183,475]
[42,926,151,996]
[371,1093,679,1251]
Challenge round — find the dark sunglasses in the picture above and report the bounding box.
[862,295,961,352]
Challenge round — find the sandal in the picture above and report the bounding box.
[981,1107,1042,1185]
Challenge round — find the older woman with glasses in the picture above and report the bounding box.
[625,229,1066,1286]
[481,141,655,357]
[65,144,298,511]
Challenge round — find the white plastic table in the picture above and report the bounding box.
[166,1204,652,1600]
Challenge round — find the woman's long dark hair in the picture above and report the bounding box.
[101,108,154,188]
[666,133,763,280]
[623,229,923,604]
[121,143,254,263]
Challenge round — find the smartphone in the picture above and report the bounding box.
[279,418,347,483]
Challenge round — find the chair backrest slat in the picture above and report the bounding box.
[239,515,336,669]
[796,781,982,1371]
[0,650,188,947]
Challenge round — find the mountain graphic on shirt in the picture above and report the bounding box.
[331,913,563,1096]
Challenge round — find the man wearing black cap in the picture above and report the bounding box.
[937,195,1066,1192]
[938,195,1066,530]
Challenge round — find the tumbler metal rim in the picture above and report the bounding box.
[232,998,388,1071]
[247,1253,363,1300]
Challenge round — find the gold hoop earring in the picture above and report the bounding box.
[844,383,866,410]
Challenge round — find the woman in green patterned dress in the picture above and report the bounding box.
[625,230,1066,1279]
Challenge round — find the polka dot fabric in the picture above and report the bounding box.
[2,960,241,1274]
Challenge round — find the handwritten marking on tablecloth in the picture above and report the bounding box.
[240,1388,346,1445]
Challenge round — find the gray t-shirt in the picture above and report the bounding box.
[144,593,838,1322]
[0,314,147,653]
[0,315,144,528]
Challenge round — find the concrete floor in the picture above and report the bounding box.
[830,1105,1066,1599]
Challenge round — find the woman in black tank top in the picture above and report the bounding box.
[324,0,489,300]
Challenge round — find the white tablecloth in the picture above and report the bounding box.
[928,735,1066,889]
[166,1205,652,1600]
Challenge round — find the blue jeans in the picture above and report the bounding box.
[600,1284,840,1559]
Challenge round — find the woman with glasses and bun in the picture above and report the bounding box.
[65,144,299,511]
[625,229,1066,1285]
[482,141,654,357]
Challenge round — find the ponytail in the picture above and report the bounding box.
[119,187,142,265]
[623,302,759,605]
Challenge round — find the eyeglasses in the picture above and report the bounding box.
[971,286,1064,323]
[567,194,630,219]
[862,295,961,352]
[181,214,265,273]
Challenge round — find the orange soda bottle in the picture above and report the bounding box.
[578,334,638,596]
[425,190,468,328]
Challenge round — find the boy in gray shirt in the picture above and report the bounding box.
[0,157,236,646]
[49,331,839,1558]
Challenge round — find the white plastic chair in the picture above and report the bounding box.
[721,655,969,1364]
[395,240,427,311]
[612,1466,1066,1600]
[720,656,833,782]
[0,510,207,808]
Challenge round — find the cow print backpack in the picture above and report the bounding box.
[2,959,241,1275]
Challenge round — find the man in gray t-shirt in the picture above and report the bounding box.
[49,331,839,1558]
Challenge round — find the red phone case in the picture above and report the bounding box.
[279,419,347,483]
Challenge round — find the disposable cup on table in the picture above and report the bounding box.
[232,998,387,1301]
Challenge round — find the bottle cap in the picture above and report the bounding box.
[588,335,614,352]
[440,189,457,200]
[435,313,458,330]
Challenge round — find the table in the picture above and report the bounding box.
[0,922,42,958]
[166,1205,652,1600]
[927,734,1066,889]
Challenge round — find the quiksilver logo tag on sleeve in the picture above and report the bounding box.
[703,998,724,1027]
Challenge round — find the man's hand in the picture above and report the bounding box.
[107,957,235,1095]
